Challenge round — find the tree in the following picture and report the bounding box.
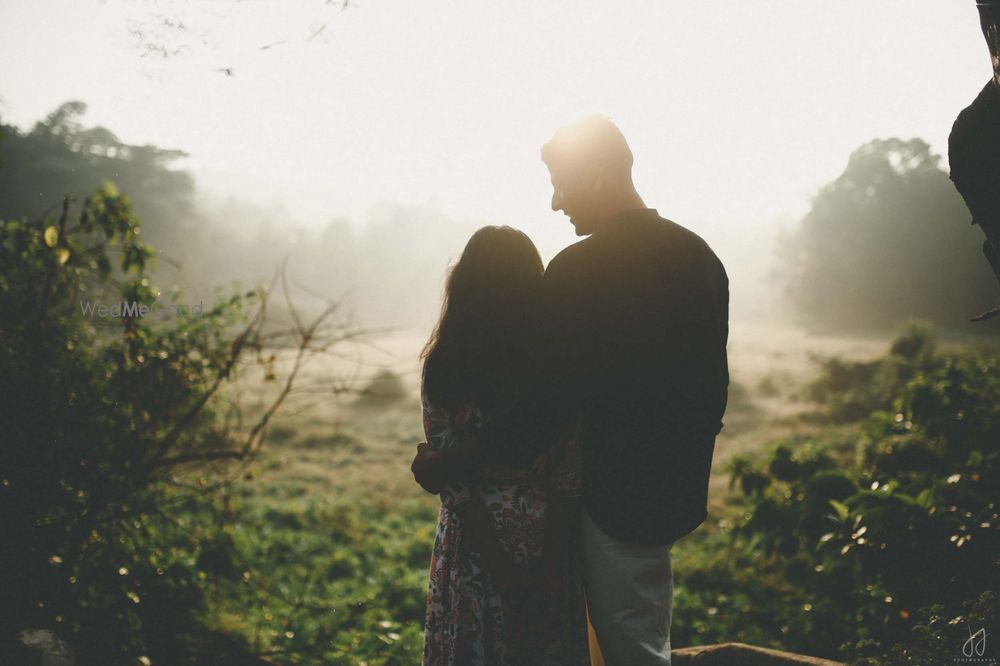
[0,101,205,271]
[780,138,998,331]
[121,0,355,77]
[0,184,355,663]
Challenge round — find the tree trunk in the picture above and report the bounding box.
[948,0,1000,320]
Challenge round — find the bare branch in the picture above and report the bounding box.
[149,262,368,483]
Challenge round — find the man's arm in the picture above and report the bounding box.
[543,495,578,570]
[529,255,584,445]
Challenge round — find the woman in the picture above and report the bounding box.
[419,226,589,665]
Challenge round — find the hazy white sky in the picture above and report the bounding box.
[0,0,992,262]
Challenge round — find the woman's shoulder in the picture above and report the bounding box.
[424,405,476,454]
[421,361,480,417]
[421,386,481,436]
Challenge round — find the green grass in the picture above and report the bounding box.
[180,324,955,664]
[181,390,436,665]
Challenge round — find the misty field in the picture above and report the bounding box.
[4,3,999,662]
[188,321,914,664]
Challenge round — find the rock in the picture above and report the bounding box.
[15,629,76,666]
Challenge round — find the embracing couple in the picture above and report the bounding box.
[411,115,730,666]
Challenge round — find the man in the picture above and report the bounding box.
[536,114,728,665]
[413,115,729,665]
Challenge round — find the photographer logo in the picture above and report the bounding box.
[957,625,995,665]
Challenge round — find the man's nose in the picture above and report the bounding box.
[551,191,562,212]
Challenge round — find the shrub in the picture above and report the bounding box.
[728,327,999,660]
[0,186,333,664]
[355,369,408,408]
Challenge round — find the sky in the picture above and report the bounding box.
[0,0,992,265]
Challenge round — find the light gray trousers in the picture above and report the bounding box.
[580,507,674,666]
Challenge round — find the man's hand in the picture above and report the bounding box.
[411,442,449,494]
[501,560,560,655]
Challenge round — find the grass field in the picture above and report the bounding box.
[190,320,905,664]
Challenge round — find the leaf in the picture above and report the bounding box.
[829,499,850,522]
[44,226,58,247]
[97,253,111,278]
[915,488,935,510]
[55,248,70,265]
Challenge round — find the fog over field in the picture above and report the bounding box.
[2,1,994,334]
[3,2,999,664]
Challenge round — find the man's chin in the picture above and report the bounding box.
[570,218,591,236]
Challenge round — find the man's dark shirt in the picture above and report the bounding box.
[533,208,729,546]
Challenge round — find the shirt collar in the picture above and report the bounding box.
[591,207,659,234]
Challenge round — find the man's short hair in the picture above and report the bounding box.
[541,114,634,177]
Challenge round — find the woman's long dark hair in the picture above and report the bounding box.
[421,226,543,465]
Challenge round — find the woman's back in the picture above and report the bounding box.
[417,225,589,665]
[421,386,588,665]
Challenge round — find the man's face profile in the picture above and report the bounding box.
[547,162,598,236]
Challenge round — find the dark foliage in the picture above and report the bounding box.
[0,184,283,664]
[727,327,999,662]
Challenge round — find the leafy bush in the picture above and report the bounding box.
[202,497,436,665]
[727,327,999,661]
[355,369,409,408]
[0,185,276,664]
[807,321,937,420]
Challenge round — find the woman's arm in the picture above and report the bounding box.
[419,397,514,587]
[411,437,481,494]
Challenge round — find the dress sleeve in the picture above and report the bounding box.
[548,422,584,498]
[421,391,475,508]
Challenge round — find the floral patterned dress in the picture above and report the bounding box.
[421,386,590,666]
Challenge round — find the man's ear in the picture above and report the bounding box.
[585,164,605,192]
